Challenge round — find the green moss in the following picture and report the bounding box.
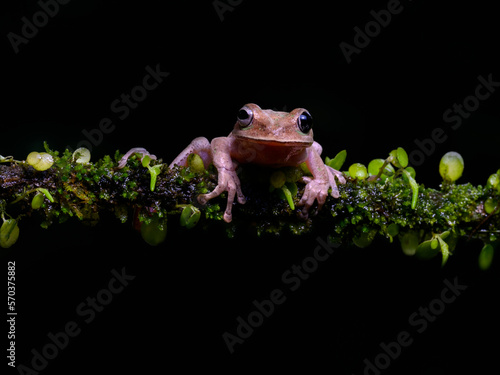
[2,144,499,267]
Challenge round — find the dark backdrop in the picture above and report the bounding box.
[2,1,500,374]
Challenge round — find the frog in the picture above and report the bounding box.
[117,104,345,222]
[167,103,346,223]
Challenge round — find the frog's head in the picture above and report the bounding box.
[231,103,314,147]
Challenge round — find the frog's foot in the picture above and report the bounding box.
[325,165,346,198]
[117,147,157,169]
[298,167,345,219]
[197,167,246,223]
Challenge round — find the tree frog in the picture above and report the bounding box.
[168,103,345,222]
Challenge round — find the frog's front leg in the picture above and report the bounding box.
[197,137,246,223]
[169,137,245,223]
[298,142,346,218]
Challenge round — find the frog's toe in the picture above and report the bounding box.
[298,207,309,220]
[329,183,340,198]
[197,194,209,206]
[236,188,246,205]
[223,209,233,223]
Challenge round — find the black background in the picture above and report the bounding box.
[2,0,500,374]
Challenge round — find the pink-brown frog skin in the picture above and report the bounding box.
[169,103,346,223]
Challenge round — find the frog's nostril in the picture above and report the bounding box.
[237,106,254,127]
[297,111,313,133]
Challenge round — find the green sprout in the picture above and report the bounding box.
[368,159,395,181]
[11,187,55,207]
[325,149,347,171]
[366,147,418,209]
[142,155,164,191]
[140,214,167,246]
[179,204,201,229]
[398,230,419,256]
[414,231,453,266]
[439,151,464,183]
[486,170,500,192]
[348,163,368,180]
[479,244,494,270]
[187,153,205,173]
[72,147,91,164]
[0,208,19,249]
[270,170,299,211]
[0,155,21,164]
[26,151,54,171]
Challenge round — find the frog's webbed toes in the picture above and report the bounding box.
[197,167,245,223]
[325,165,346,198]
[298,167,345,218]
[298,179,328,216]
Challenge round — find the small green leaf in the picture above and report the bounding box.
[142,155,152,168]
[283,167,302,183]
[270,171,286,189]
[368,159,395,180]
[31,193,45,209]
[187,153,205,173]
[180,205,201,229]
[37,188,54,203]
[27,151,54,171]
[72,147,91,164]
[415,239,440,260]
[486,173,500,190]
[403,167,416,180]
[0,219,19,249]
[402,168,419,209]
[484,198,499,215]
[147,165,162,191]
[327,150,347,171]
[368,159,384,176]
[437,236,450,266]
[397,147,409,168]
[389,150,402,168]
[300,162,311,175]
[387,223,399,237]
[281,185,295,210]
[399,230,420,256]
[479,244,494,270]
[348,163,368,180]
[286,181,298,197]
[439,151,464,182]
[440,231,450,240]
[353,228,377,248]
[141,215,167,246]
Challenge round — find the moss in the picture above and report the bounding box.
[1,145,499,264]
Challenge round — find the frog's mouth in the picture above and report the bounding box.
[234,135,312,148]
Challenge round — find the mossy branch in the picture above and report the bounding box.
[1,145,499,268]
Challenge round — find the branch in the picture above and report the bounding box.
[0,144,499,268]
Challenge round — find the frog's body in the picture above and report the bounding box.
[168,103,345,222]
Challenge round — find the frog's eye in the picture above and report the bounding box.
[237,106,254,128]
[297,111,313,133]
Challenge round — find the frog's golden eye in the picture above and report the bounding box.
[297,111,313,133]
[237,106,254,128]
